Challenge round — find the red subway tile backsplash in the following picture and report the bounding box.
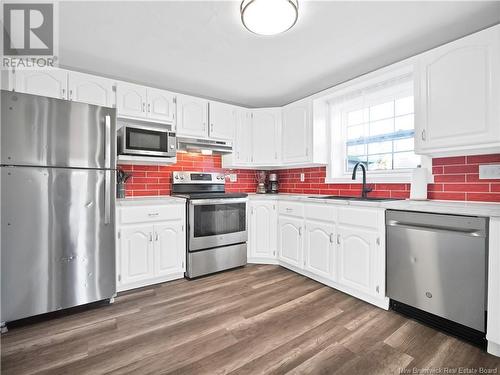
[119,152,500,203]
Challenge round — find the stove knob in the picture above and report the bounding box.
[180,175,185,180]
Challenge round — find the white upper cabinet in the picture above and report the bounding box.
[249,201,278,262]
[251,108,281,165]
[116,82,148,119]
[68,71,115,107]
[282,98,312,164]
[10,69,68,100]
[209,101,237,140]
[147,87,176,124]
[116,82,176,125]
[233,110,252,164]
[415,24,500,156]
[176,94,209,138]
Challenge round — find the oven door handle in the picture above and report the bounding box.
[189,198,248,205]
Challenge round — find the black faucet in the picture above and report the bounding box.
[352,162,372,198]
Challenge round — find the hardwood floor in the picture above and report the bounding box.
[2,265,499,374]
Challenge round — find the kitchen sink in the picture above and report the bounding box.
[308,196,401,202]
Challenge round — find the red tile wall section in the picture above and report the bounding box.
[277,153,500,202]
[119,153,500,202]
[118,153,258,197]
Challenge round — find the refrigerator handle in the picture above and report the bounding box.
[104,170,111,225]
[104,115,111,169]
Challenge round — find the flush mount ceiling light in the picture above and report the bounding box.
[240,0,299,36]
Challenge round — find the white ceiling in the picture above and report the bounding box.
[59,1,500,108]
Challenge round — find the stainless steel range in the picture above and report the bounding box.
[172,171,248,278]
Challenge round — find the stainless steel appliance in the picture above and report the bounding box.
[176,137,232,154]
[118,122,176,157]
[1,90,117,327]
[386,210,488,347]
[267,173,279,194]
[172,171,248,278]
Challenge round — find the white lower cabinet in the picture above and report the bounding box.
[278,216,303,268]
[253,198,388,309]
[248,200,278,263]
[337,226,379,296]
[117,202,186,292]
[304,220,335,280]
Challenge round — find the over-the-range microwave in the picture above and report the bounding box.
[118,123,177,157]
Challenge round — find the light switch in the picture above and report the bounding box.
[229,174,237,182]
[300,173,305,182]
[479,164,500,179]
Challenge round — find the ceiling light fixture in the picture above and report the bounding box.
[240,0,299,36]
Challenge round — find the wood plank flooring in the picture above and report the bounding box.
[2,265,499,374]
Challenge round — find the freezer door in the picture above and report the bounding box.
[1,90,116,169]
[1,167,116,322]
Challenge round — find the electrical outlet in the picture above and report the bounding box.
[300,173,305,182]
[479,164,500,179]
[229,174,237,182]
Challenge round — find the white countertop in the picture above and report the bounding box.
[248,193,500,217]
[117,196,186,206]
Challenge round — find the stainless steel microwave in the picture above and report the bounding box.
[118,124,176,157]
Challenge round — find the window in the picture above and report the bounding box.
[344,95,419,172]
[327,67,423,182]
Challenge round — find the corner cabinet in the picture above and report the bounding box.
[415,24,500,156]
[248,200,278,263]
[251,108,282,165]
[117,200,186,292]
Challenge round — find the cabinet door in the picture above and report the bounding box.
[282,99,311,164]
[154,221,185,277]
[249,201,277,260]
[116,82,148,119]
[11,69,68,99]
[337,226,378,295]
[304,220,335,280]
[233,110,252,164]
[209,101,237,140]
[68,71,115,107]
[278,216,303,268]
[251,109,281,164]
[147,87,176,124]
[176,94,209,138]
[415,25,500,153]
[120,224,155,285]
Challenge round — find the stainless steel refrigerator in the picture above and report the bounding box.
[1,90,116,325]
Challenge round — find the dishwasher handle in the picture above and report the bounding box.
[386,220,487,238]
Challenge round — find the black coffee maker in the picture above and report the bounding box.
[267,173,279,194]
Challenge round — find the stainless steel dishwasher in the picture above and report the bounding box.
[386,210,488,347]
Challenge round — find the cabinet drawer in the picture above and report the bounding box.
[304,204,336,222]
[338,207,380,229]
[120,205,184,224]
[278,201,304,217]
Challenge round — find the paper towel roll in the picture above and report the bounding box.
[410,167,428,200]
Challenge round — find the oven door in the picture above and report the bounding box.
[189,198,248,251]
[122,126,175,157]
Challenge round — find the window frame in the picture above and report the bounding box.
[320,64,431,184]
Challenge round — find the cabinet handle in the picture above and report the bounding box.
[69,89,73,100]
[155,232,159,241]
[61,88,66,99]
[329,233,334,243]
[299,227,302,236]
[336,234,341,245]
[421,130,426,141]
[210,123,214,133]
[148,213,159,217]
[376,237,381,246]
[149,232,153,242]
[148,103,151,113]
[142,102,146,113]
[286,208,293,212]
